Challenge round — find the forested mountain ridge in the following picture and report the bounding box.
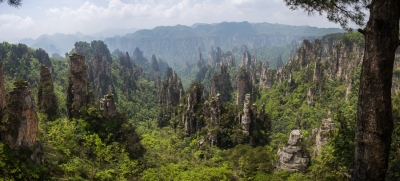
[0,30,399,180]
[104,21,344,71]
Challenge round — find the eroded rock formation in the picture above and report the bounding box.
[158,67,184,127]
[182,83,204,135]
[241,94,251,135]
[276,130,310,172]
[99,94,118,117]
[1,81,38,149]
[314,118,334,156]
[67,53,89,119]
[38,65,59,120]
[75,41,113,99]
[208,94,222,146]
[35,48,53,72]
[118,52,137,95]
[150,54,160,81]
[210,65,233,102]
[237,67,252,106]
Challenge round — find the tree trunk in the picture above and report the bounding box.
[352,0,400,180]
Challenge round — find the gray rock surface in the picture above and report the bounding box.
[314,118,335,156]
[276,129,310,172]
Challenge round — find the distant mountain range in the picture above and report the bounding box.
[104,21,345,70]
[17,22,344,69]
[18,28,138,57]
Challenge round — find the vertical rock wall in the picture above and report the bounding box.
[67,53,89,119]
[99,94,118,117]
[38,65,59,120]
[237,67,252,106]
[1,81,38,149]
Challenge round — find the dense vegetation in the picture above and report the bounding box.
[0,31,399,180]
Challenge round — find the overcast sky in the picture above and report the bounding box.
[0,0,343,42]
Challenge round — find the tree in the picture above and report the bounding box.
[0,0,22,7]
[283,0,400,180]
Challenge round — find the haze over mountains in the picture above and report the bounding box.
[18,21,344,65]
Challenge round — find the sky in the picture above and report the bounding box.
[0,0,344,42]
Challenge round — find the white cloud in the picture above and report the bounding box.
[0,0,341,42]
[0,14,35,29]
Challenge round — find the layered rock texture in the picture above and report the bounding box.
[99,94,118,117]
[67,53,89,119]
[1,81,38,149]
[277,130,310,172]
[314,118,335,156]
[38,65,59,120]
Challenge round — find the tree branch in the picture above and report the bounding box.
[358,28,365,35]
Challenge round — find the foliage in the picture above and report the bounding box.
[308,110,355,180]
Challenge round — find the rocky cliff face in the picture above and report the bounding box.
[118,52,137,95]
[182,83,204,135]
[34,48,53,72]
[0,58,6,116]
[256,34,371,93]
[67,53,89,119]
[210,65,233,102]
[75,41,113,99]
[314,118,334,157]
[158,67,184,127]
[207,94,222,146]
[237,67,252,106]
[239,51,252,69]
[150,54,160,81]
[276,130,310,172]
[99,94,118,117]
[38,65,59,120]
[241,94,251,136]
[1,81,38,149]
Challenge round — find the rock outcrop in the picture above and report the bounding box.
[208,94,222,146]
[182,83,204,135]
[210,65,233,102]
[158,67,184,127]
[118,52,137,95]
[38,65,59,120]
[67,53,89,119]
[276,130,310,172]
[1,80,38,149]
[99,94,118,117]
[150,54,160,81]
[35,48,53,72]
[75,41,113,99]
[238,51,252,69]
[314,118,334,156]
[241,94,251,135]
[0,58,6,116]
[237,67,252,106]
